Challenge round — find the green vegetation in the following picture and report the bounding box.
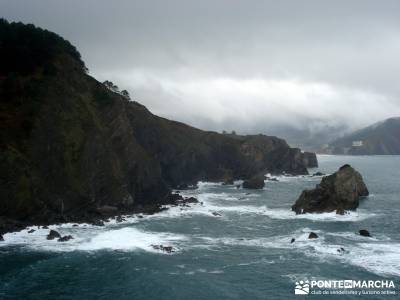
[0,18,86,75]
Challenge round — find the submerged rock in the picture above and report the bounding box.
[211,211,222,217]
[312,172,325,176]
[58,235,73,242]
[265,176,279,182]
[242,175,265,189]
[92,220,105,226]
[176,183,198,190]
[359,229,371,237]
[308,232,318,239]
[222,175,234,185]
[151,244,175,253]
[336,208,345,215]
[115,215,126,223]
[183,197,198,204]
[46,230,61,240]
[292,164,369,214]
[290,238,295,243]
[28,229,35,233]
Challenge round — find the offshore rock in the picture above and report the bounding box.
[242,175,265,189]
[151,244,175,253]
[312,172,325,176]
[292,165,369,214]
[359,229,371,237]
[58,235,73,242]
[46,230,61,240]
[308,232,318,239]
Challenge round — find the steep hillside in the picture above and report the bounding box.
[0,20,314,231]
[325,117,400,155]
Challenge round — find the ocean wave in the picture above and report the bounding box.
[147,191,377,222]
[303,241,400,278]
[268,174,327,183]
[196,228,323,250]
[77,227,187,253]
[261,209,377,222]
[1,226,187,254]
[326,231,391,242]
[195,229,400,277]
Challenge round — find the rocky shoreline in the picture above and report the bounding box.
[0,20,316,235]
[0,193,198,236]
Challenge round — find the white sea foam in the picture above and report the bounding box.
[196,228,323,250]
[195,192,376,222]
[177,179,371,223]
[271,174,325,183]
[150,191,377,222]
[278,228,400,277]
[303,240,400,277]
[195,226,400,277]
[1,226,187,253]
[326,231,391,242]
[261,208,376,222]
[77,227,187,252]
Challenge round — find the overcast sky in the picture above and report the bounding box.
[2,0,400,142]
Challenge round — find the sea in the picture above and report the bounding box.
[1,155,399,299]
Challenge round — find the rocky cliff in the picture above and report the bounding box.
[0,20,314,231]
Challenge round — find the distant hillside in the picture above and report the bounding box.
[323,117,400,155]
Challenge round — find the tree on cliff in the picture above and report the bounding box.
[120,89,131,100]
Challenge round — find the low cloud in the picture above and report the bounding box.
[2,0,400,144]
[99,69,400,136]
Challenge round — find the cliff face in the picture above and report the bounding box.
[0,20,313,227]
[324,117,400,155]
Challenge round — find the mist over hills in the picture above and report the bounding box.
[321,117,400,155]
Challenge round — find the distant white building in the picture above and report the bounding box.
[352,140,363,147]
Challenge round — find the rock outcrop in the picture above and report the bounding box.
[58,235,73,242]
[46,230,61,240]
[312,172,325,176]
[308,232,318,239]
[151,244,175,253]
[292,165,369,214]
[359,229,371,237]
[302,152,318,168]
[0,20,314,232]
[242,175,265,189]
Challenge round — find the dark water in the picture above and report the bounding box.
[1,155,399,299]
